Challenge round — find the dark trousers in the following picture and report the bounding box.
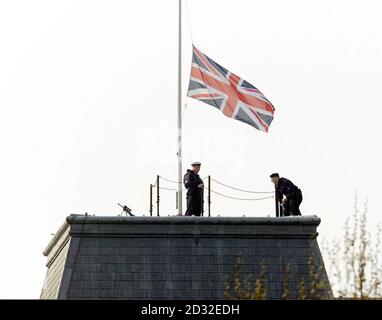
[185,193,203,216]
[282,190,303,216]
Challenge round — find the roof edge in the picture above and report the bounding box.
[42,216,74,256]
[66,214,321,226]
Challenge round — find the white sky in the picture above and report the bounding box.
[0,0,381,298]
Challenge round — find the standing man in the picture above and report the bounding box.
[270,173,303,216]
[184,162,204,216]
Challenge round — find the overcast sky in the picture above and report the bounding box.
[1,0,381,298]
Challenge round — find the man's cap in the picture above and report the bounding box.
[270,173,280,178]
[191,161,201,166]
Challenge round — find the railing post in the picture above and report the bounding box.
[156,175,160,217]
[149,184,153,217]
[201,187,204,217]
[208,175,211,217]
[275,186,279,217]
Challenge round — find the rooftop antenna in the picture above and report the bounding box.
[117,203,134,216]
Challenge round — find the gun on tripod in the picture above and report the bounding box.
[118,203,134,216]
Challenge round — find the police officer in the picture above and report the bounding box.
[184,162,204,216]
[270,173,303,216]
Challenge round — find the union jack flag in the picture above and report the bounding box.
[187,45,275,132]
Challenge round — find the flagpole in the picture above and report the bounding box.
[177,0,183,215]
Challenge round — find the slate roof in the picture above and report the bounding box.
[40,215,332,299]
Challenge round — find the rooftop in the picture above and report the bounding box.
[41,215,332,299]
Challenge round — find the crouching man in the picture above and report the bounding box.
[270,173,302,216]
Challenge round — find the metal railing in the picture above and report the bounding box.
[149,175,278,217]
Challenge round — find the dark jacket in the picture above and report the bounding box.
[276,177,300,201]
[183,169,203,196]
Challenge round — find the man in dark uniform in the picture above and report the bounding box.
[270,173,303,216]
[184,162,204,216]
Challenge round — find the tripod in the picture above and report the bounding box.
[118,203,134,216]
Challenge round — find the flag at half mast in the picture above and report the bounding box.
[187,45,275,132]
